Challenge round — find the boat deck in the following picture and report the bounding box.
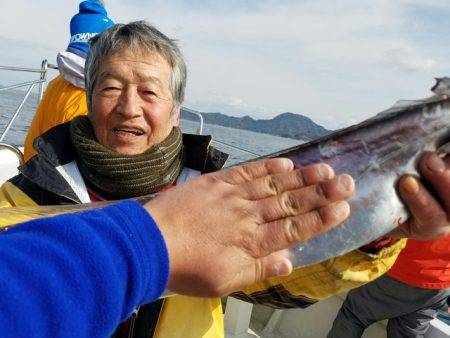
[224,296,450,338]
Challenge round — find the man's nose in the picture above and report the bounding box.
[116,86,142,118]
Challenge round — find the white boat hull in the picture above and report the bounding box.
[0,147,22,185]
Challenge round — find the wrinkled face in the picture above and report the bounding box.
[90,48,179,155]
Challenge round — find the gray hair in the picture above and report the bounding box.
[85,21,187,116]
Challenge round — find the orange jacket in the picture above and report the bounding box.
[23,75,87,162]
[388,235,450,289]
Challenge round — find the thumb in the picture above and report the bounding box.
[255,251,293,281]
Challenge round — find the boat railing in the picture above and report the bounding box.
[0,143,24,165]
[181,109,262,157]
[182,106,204,135]
[0,60,58,143]
[180,108,263,159]
[0,60,58,165]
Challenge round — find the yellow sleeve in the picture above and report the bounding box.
[232,239,407,309]
[0,182,39,228]
[153,297,224,338]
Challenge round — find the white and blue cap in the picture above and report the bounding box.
[67,0,114,57]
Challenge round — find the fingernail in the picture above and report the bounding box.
[402,176,419,195]
[281,158,294,170]
[332,201,350,218]
[337,175,353,192]
[318,164,332,180]
[274,262,282,276]
[427,154,445,173]
[274,260,292,277]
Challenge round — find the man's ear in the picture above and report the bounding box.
[172,107,181,127]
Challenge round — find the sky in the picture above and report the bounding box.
[0,0,449,129]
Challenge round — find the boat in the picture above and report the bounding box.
[0,60,449,338]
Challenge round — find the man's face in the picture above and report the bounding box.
[90,48,179,155]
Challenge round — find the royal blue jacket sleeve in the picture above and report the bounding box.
[0,200,169,338]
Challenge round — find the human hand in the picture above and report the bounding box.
[390,152,450,239]
[145,158,354,297]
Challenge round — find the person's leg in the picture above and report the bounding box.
[328,276,450,338]
[328,275,409,338]
[387,289,450,338]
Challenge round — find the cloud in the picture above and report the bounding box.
[382,48,437,73]
[134,0,449,127]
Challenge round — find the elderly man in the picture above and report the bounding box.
[1,21,449,338]
[2,21,231,336]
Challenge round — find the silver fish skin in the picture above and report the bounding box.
[264,78,450,268]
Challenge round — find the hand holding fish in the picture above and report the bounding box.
[391,152,450,239]
[146,158,355,297]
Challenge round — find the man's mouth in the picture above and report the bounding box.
[113,127,145,136]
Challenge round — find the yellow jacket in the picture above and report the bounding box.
[23,75,87,162]
[0,179,406,337]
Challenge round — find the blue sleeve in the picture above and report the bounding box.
[0,200,169,338]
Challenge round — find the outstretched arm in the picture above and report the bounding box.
[0,158,354,337]
[0,200,165,338]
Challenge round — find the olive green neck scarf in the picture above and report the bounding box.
[70,116,185,199]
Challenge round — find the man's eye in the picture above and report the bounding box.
[104,87,120,91]
[143,90,156,96]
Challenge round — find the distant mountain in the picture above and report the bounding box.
[181,110,331,140]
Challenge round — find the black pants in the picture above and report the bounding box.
[328,275,449,338]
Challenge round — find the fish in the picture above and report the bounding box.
[0,78,449,269]
[263,77,450,267]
